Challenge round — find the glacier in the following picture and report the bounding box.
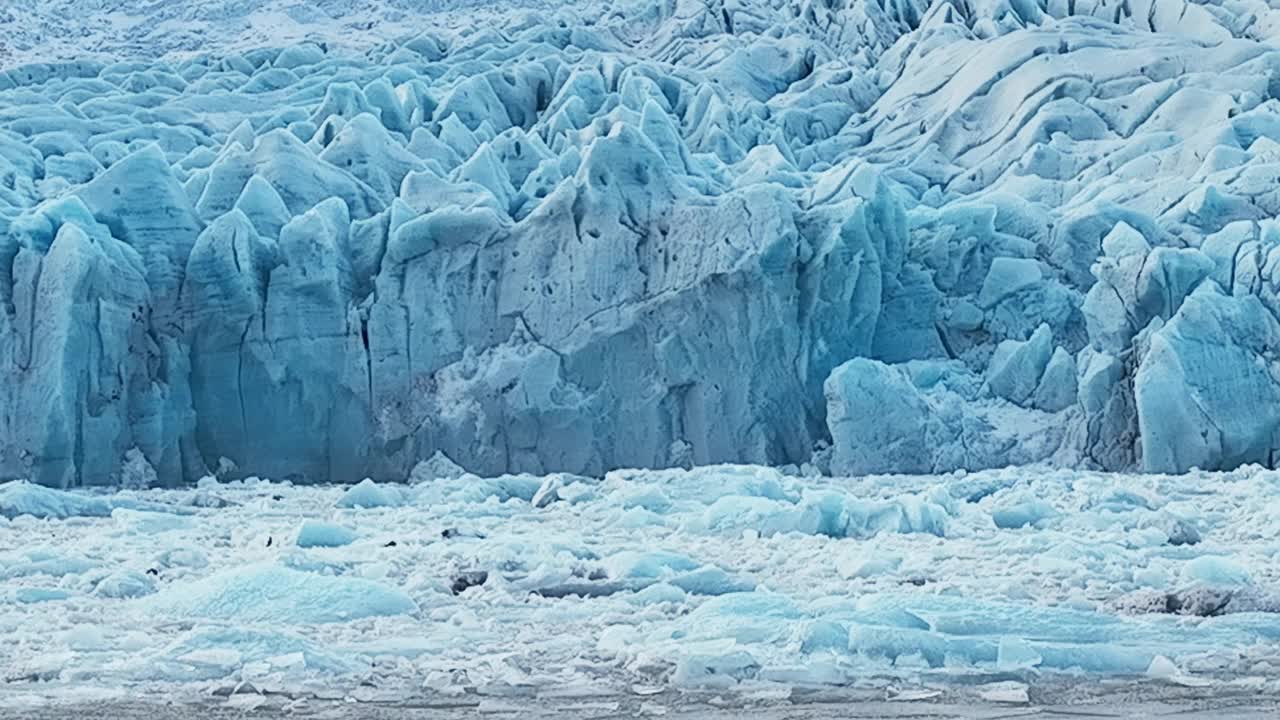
[9,0,1280,485]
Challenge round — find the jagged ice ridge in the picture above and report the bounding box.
[4,0,1280,486]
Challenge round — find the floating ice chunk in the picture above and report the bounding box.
[837,493,950,538]
[527,574,683,601]
[834,547,902,579]
[1146,655,1210,686]
[1147,513,1201,546]
[62,624,112,651]
[671,648,760,688]
[185,488,237,508]
[699,495,822,537]
[175,645,244,674]
[847,624,996,669]
[2,549,99,579]
[991,498,1059,529]
[418,474,544,505]
[887,688,941,701]
[840,593,1207,673]
[14,587,71,603]
[295,520,357,548]
[145,563,417,623]
[531,473,599,508]
[626,583,687,606]
[667,566,756,596]
[760,658,848,687]
[1131,566,1170,589]
[800,620,849,653]
[139,626,366,681]
[1182,556,1252,587]
[335,479,404,509]
[976,681,1030,703]
[476,699,527,714]
[0,481,112,519]
[1146,654,1181,681]
[112,508,194,534]
[666,592,804,647]
[616,487,672,513]
[996,636,1043,671]
[601,550,700,580]
[93,570,156,598]
[610,466,794,506]
[154,547,208,569]
[610,506,669,529]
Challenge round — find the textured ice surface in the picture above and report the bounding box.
[11,1,1280,483]
[0,480,191,519]
[0,481,112,519]
[144,563,418,623]
[3,465,1280,702]
[294,520,358,548]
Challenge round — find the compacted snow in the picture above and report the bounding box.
[3,465,1280,705]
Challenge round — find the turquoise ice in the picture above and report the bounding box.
[6,1,1280,485]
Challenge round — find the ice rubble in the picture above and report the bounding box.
[11,1,1280,485]
[4,464,1280,698]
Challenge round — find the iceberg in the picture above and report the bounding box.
[0,480,112,519]
[294,520,358,548]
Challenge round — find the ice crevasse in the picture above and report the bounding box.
[5,0,1280,485]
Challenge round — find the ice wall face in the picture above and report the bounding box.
[7,0,1280,485]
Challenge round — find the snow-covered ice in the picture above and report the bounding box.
[3,465,1280,703]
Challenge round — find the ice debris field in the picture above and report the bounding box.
[7,0,1280,707]
[4,465,1280,705]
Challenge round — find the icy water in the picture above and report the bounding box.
[6,690,1280,720]
[4,465,1280,708]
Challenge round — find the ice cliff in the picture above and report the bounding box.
[6,0,1280,485]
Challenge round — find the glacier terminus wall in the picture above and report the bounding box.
[5,0,1280,486]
